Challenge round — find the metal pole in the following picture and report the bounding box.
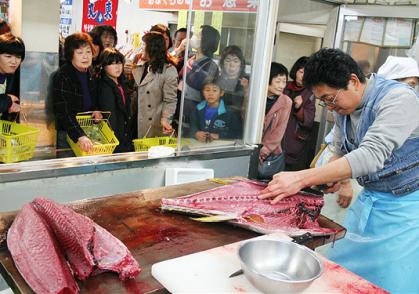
[243,0,280,145]
[176,0,194,151]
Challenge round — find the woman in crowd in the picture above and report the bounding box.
[0,33,25,121]
[218,45,248,114]
[53,32,102,156]
[90,25,117,49]
[181,25,220,124]
[97,48,133,153]
[258,62,292,180]
[127,24,177,78]
[283,56,316,171]
[0,19,11,35]
[88,31,104,78]
[150,24,173,51]
[131,32,178,138]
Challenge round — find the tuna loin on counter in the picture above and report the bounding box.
[32,197,141,281]
[162,180,334,235]
[7,204,79,294]
[31,198,95,280]
[92,223,141,280]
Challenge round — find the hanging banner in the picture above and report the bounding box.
[82,0,119,32]
[60,0,73,37]
[139,0,258,12]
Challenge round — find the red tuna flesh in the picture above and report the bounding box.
[7,203,79,294]
[162,180,334,235]
[31,198,140,280]
[92,223,141,280]
[31,198,96,280]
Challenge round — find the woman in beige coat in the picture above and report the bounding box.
[132,32,178,138]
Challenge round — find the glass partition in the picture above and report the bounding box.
[178,6,257,152]
[0,0,261,165]
[341,15,417,73]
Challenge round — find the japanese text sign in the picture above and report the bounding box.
[82,0,119,32]
[139,0,258,12]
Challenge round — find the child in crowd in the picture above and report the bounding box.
[190,78,242,142]
[97,48,133,153]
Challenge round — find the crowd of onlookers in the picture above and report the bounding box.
[0,20,417,191]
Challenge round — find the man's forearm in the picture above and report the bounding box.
[299,157,352,188]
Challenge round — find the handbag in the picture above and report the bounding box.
[258,153,285,179]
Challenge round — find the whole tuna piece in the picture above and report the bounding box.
[7,203,80,294]
[31,197,141,281]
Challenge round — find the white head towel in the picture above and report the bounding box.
[377,56,419,80]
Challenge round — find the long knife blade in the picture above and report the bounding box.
[190,214,237,222]
[229,269,243,278]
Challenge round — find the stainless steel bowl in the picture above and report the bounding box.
[238,239,323,293]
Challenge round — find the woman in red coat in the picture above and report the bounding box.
[283,56,316,171]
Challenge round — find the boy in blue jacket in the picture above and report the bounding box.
[190,78,242,142]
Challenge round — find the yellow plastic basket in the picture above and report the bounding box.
[66,115,119,156]
[133,136,189,152]
[0,120,40,163]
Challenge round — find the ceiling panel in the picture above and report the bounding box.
[321,0,417,5]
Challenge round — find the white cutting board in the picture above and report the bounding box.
[151,233,386,293]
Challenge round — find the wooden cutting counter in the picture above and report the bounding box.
[0,179,345,294]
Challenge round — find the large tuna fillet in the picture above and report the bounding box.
[31,198,141,281]
[7,204,79,294]
[162,180,335,235]
[31,198,96,280]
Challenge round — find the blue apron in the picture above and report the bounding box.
[327,188,419,293]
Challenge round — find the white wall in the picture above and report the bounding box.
[274,32,322,73]
[9,0,59,53]
[71,0,176,45]
[277,0,337,25]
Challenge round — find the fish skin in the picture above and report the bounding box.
[162,180,334,235]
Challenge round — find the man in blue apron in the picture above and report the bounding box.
[259,48,419,293]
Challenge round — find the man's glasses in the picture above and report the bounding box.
[317,90,341,108]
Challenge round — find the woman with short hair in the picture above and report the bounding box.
[283,56,316,171]
[53,32,102,157]
[218,45,248,114]
[0,32,25,121]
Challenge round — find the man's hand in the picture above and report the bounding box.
[337,180,353,208]
[78,136,93,153]
[294,95,303,109]
[195,131,207,142]
[161,118,173,134]
[258,171,305,204]
[323,182,341,194]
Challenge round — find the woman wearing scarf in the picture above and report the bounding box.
[283,56,316,171]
